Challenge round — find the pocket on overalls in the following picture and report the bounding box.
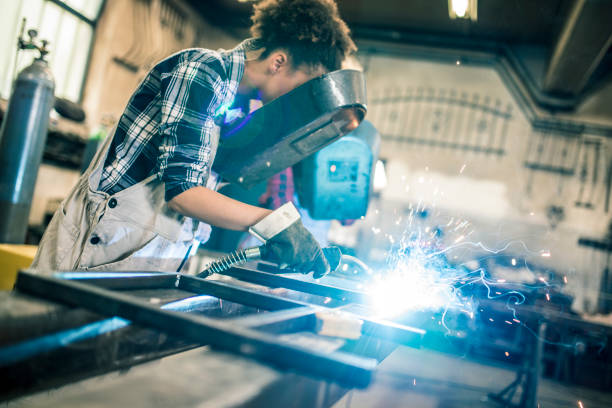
[81,176,194,272]
[80,216,154,267]
[31,201,81,271]
[83,216,190,272]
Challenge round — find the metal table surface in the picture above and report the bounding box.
[7,339,392,408]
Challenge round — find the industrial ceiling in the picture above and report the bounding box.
[188,0,612,102]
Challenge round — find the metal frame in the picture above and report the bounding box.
[14,270,424,388]
[54,270,425,347]
[217,264,369,304]
[209,265,427,346]
[180,272,424,347]
[15,271,373,387]
[477,298,612,407]
[488,322,546,408]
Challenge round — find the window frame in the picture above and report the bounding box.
[45,0,106,103]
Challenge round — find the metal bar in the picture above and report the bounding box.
[229,307,318,334]
[46,0,96,26]
[523,162,575,176]
[578,237,612,252]
[57,271,304,310]
[216,265,368,304]
[521,322,544,408]
[52,271,178,290]
[361,318,424,348]
[14,271,375,388]
[179,274,308,310]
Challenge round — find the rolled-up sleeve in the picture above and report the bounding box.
[158,59,225,201]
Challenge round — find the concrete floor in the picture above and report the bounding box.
[333,346,612,408]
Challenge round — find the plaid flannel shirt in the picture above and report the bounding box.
[99,40,258,201]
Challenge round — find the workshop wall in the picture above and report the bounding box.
[332,53,612,314]
[82,0,239,128]
[28,0,239,228]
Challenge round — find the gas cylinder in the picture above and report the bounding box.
[0,28,54,243]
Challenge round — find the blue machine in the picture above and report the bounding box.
[294,120,380,220]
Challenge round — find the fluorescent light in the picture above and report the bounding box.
[452,0,468,17]
[373,160,387,191]
[448,0,477,21]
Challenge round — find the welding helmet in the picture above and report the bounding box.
[212,69,366,188]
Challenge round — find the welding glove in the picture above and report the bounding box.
[249,202,331,279]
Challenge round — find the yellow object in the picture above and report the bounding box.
[0,244,37,290]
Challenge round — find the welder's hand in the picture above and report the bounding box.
[249,202,330,278]
[264,221,331,278]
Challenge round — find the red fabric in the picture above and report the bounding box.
[259,167,356,225]
[258,167,295,210]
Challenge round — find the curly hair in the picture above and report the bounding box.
[250,0,356,72]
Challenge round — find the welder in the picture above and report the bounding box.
[31,0,357,279]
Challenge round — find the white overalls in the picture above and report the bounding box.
[31,127,216,273]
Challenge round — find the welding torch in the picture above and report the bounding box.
[196,245,342,279]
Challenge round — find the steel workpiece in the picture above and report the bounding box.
[14,270,375,388]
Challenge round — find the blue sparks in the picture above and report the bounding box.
[363,211,567,347]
